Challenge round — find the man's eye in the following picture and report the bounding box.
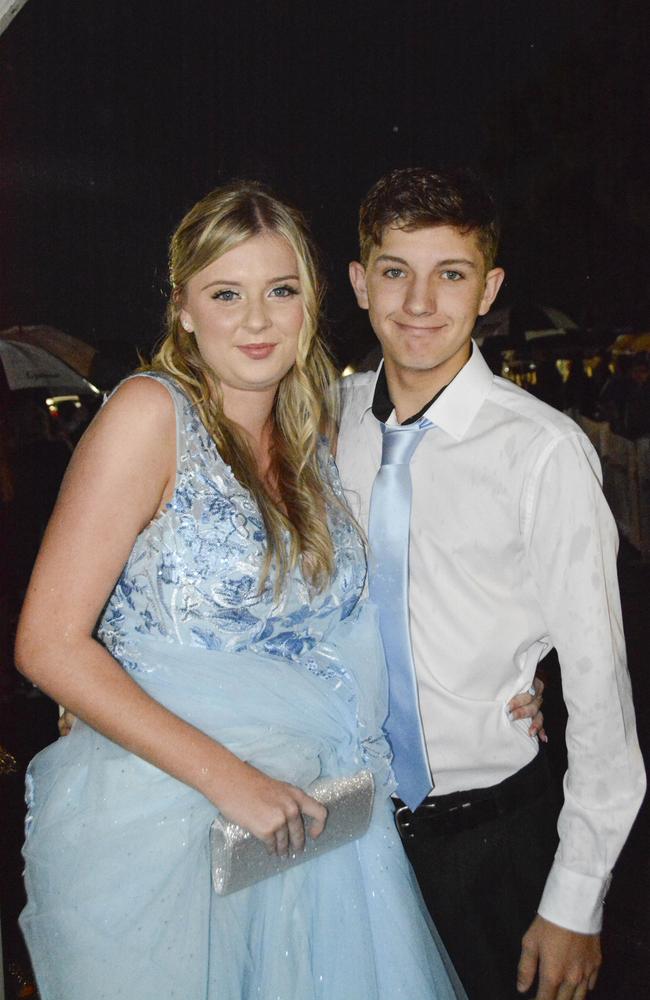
[212,289,239,301]
[270,285,299,298]
[383,268,405,279]
[441,270,463,281]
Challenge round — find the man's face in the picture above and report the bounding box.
[349,225,504,390]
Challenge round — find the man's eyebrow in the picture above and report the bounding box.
[200,274,299,291]
[372,254,477,269]
[437,258,477,269]
[373,254,409,267]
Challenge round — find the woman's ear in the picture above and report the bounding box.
[179,309,194,334]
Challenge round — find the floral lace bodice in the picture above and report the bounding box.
[97,374,367,671]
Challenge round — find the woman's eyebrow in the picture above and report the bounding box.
[200,274,299,291]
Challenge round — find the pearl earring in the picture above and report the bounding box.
[181,320,193,333]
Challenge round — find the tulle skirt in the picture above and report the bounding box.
[21,609,466,999]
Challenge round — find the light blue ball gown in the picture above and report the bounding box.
[20,373,466,1000]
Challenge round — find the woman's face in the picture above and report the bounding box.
[180,231,304,402]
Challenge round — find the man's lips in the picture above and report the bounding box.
[237,343,277,359]
[394,320,447,334]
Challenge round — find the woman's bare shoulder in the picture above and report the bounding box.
[83,375,175,444]
[64,375,176,495]
[103,373,176,417]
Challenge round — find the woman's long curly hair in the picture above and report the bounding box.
[148,182,343,594]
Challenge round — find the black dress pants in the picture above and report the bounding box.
[398,755,560,1000]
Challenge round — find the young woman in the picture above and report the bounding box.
[16,183,468,999]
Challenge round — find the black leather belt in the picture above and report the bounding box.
[394,750,551,838]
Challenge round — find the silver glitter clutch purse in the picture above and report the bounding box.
[210,769,375,895]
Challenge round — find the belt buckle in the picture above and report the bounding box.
[394,803,414,837]
[396,794,498,837]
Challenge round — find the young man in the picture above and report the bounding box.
[337,167,646,1000]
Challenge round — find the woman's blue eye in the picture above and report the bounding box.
[213,289,238,301]
[270,285,298,298]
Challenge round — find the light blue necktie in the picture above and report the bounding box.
[368,417,433,811]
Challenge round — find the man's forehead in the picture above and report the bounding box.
[374,223,483,258]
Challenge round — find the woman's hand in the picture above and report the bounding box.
[507,676,547,742]
[209,759,328,857]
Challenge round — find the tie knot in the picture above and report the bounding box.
[380,420,431,466]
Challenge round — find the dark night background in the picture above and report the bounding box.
[2,0,650,367]
[1,1,649,998]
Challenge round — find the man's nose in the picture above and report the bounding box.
[403,279,436,316]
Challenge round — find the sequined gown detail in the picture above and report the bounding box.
[20,374,465,1000]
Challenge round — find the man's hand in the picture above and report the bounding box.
[507,676,547,741]
[517,915,601,999]
[58,708,76,737]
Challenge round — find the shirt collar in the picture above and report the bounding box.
[371,365,447,424]
[359,341,494,440]
[421,343,494,440]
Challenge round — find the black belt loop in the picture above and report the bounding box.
[394,750,550,839]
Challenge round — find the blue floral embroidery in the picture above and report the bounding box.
[158,552,180,586]
[263,631,318,659]
[97,374,367,666]
[190,627,223,651]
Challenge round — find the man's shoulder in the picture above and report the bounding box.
[487,375,584,446]
[340,370,377,393]
[339,370,377,422]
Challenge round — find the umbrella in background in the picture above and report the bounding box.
[0,0,30,38]
[0,340,100,394]
[0,325,97,378]
[475,304,578,345]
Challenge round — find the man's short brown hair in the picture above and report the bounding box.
[358,167,500,269]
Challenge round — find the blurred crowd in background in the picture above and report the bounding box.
[475,305,650,438]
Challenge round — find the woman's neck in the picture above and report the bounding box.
[219,382,279,490]
[219,383,276,448]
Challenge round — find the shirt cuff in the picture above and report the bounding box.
[537,861,613,934]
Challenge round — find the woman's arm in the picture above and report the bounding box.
[15,377,326,854]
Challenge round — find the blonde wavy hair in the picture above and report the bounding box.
[148,181,344,594]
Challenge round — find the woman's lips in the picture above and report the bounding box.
[237,343,277,359]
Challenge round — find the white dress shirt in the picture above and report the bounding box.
[336,344,646,934]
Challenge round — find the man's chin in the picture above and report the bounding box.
[386,353,452,375]
[384,340,472,378]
